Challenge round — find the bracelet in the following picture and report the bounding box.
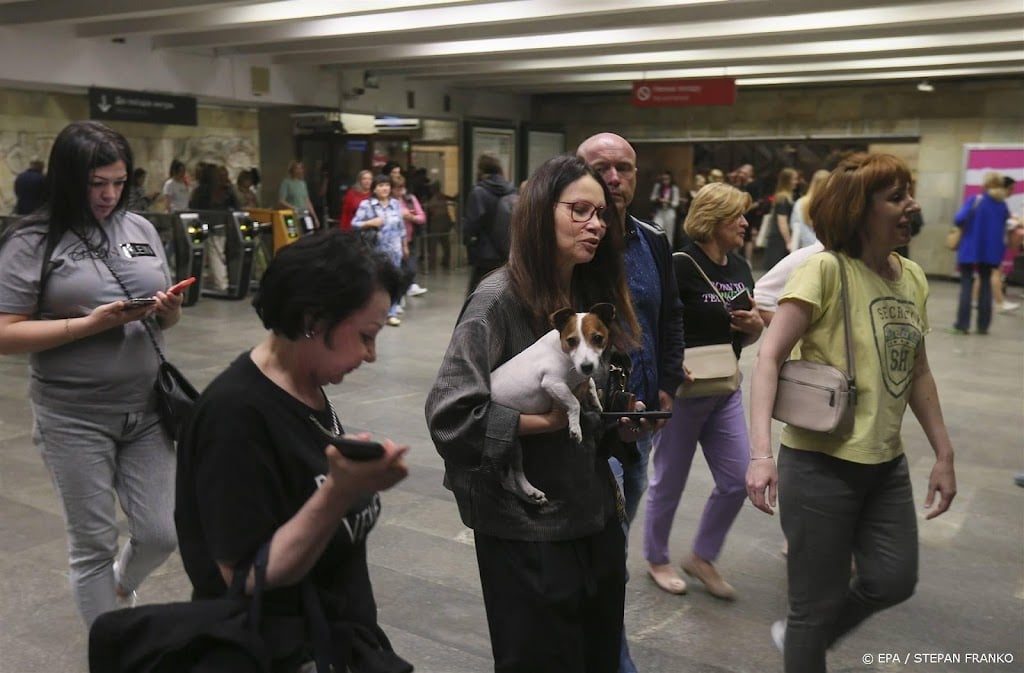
[64,318,75,341]
[750,455,774,461]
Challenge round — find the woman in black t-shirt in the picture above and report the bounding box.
[175,230,412,672]
[643,182,764,601]
[763,168,798,271]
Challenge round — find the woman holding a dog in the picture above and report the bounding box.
[644,182,764,600]
[426,154,641,673]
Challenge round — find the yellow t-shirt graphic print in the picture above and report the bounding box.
[871,297,923,398]
[778,253,929,465]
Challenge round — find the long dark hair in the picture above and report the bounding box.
[506,154,638,347]
[4,121,134,254]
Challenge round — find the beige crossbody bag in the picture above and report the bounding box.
[674,252,741,399]
[772,252,857,435]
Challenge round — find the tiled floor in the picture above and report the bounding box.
[1,265,1022,673]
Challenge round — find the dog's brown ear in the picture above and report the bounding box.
[550,307,576,330]
[589,303,616,325]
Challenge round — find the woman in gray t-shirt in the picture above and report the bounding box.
[0,121,184,628]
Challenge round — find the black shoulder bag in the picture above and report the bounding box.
[89,542,275,673]
[91,245,199,442]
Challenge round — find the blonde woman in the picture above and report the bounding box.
[789,169,829,252]
[644,182,763,600]
[763,167,798,270]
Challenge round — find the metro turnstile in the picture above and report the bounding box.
[193,210,257,300]
[246,208,300,254]
[171,212,208,307]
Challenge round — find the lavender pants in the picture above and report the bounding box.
[643,388,750,565]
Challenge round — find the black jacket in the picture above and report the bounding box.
[461,175,515,266]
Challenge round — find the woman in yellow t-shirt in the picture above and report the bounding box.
[745,153,957,673]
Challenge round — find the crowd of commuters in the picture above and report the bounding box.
[1,120,990,673]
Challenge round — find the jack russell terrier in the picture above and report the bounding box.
[490,303,615,505]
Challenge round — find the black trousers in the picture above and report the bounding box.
[473,518,625,673]
[779,447,918,673]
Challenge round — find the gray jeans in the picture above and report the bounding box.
[778,447,918,673]
[33,403,177,627]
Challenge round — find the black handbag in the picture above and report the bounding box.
[154,360,200,441]
[94,252,200,441]
[90,543,413,673]
[89,544,278,673]
[359,227,380,248]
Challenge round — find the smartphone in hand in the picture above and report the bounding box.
[168,277,197,295]
[728,289,753,312]
[121,297,157,309]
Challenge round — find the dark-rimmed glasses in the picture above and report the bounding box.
[558,201,606,223]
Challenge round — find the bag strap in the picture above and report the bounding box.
[77,232,168,364]
[674,251,731,312]
[961,194,983,229]
[830,251,856,386]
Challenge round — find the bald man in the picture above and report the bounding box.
[578,132,685,673]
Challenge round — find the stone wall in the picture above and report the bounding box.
[0,88,259,214]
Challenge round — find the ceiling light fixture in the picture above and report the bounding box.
[917,80,935,92]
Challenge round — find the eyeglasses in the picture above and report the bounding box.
[558,201,606,223]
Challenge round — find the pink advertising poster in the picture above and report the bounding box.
[961,145,1024,217]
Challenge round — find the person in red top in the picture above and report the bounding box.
[340,170,373,231]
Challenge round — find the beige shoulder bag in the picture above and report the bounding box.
[772,252,857,435]
[674,252,741,399]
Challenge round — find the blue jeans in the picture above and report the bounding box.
[955,262,994,332]
[609,433,653,673]
[610,433,653,531]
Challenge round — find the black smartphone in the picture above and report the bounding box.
[599,410,673,421]
[308,414,386,461]
[122,297,157,309]
[331,437,386,462]
[728,289,753,312]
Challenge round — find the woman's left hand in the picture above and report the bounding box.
[730,305,764,337]
[924,457,957,520]
[153,289,184,328]
[746,457,778,515]
[614,397,669,440]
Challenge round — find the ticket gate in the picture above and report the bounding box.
[297,208,318,235]
[194,210,257,300]
[247,208,300,254]
[172,212,208,307]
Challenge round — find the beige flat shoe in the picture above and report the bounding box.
[681,554,736,600]
[647,563,688,595]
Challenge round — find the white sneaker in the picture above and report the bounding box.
[407,283,428,297]
[998,301,1020,312]
[771,620,786,654]
[395,304,404,315]
[113,561,137,608]
[387,316,401,327]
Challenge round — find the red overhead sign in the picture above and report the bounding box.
[631,78,736,107]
